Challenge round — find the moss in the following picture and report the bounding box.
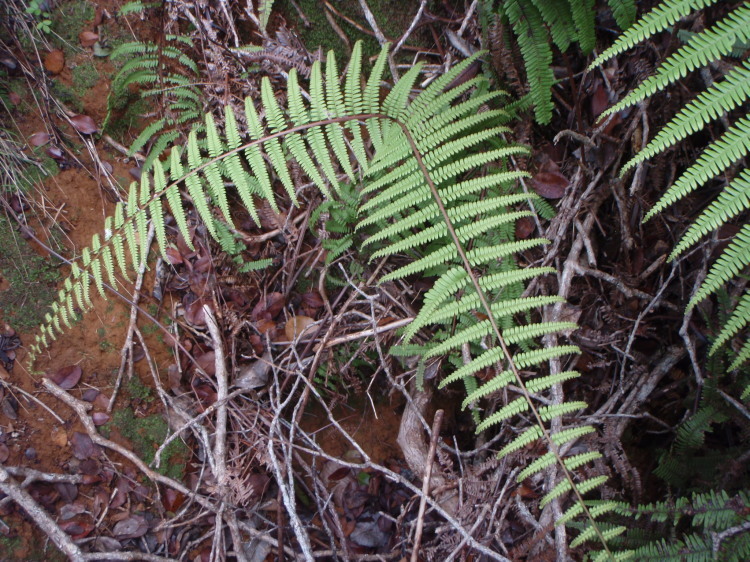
[71,60,99,96]
[51,0,96,55]
[108,407,189,480]
[0,217,61,333]
[50,79,84,113]
[276,0,427,62]
[126,375,154,403]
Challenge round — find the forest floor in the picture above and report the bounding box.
[0,0,747,560]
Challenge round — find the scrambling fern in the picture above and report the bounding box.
[104,35,201,172]
[593,1,750,377]
[33,42,615,552]
[486,0,636,123]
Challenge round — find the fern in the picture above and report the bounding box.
[487,0,636,123]
[594,1,750,371]
[104,31,202,172]
[32,43,617,553]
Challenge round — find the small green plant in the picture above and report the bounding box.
[108,407,188,480]
[71,61,99,96]
[0,217,60,333]
[25,0,52,34]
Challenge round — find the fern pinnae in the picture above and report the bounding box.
[243,96,278,210]
[322,52,356,182]
[670,169,750,260]
[623,61,750,173]
[605,5,750,117]
[363,44,390,153]
[643,115,750,222]
[688,224,750,307]
[460,370,516,407]
[258,79,296,202]
[711,291,750,353]
[285,70,335,199]
[589,0,721,70]
[222,106,261,226]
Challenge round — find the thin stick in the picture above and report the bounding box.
[0,465,84,561]
[204,305,228,492]
[393,0,426,54]
[110,225,155,412]
[411,409,444,561]
[42,378,217,512]
[357,0,399,79]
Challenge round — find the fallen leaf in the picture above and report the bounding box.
[49,365,82,389]
[55,482,78,502]
[43,50,65,74]
[29,132,50,147]
[92,412,110,426]
[252,292,285,321]
[590,83,609,118]
[302,291,324,309]
[70,432,97,460]
[59,503,86,521]
[285,315,315,341]
[92,6,104,26]
[1,396,18,420]
[194,350,216,376]
[113,515,149,539]
[515,216,535,239]
[161,488,185,512]
[69,114,98,134]
[79,30,99,47]
[9,91,21,105]
[46,146,64,159]
[0,365,9,381]
[532,170,569,199]
[0,443,9,463]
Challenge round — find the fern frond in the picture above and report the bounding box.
[605,5,750,116]
[503,0,555,124]
[589,0,721,69]
[688,224,750,307]
[644,116,750,221]
[624,61,750,173]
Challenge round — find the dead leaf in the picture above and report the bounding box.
[161,488,185,512]
[46,146,64,159]
[285,315,315,341]
[515,216,535,239]
[55,482,78,502]
[252,292,285,321]
[302,291,324,309]
[1,396,18,420]
[532,170,569,199]
[49,365,82,389]
[590,83,609,118]
[92,6,104,27]
[9,91,21,105]
[70,114,98,135]
[92,412,110,426]
[43,50,65,74]
[78,31,99,47]
[194,350,216,376]
[235,351,272,390]
[0,365,9,382]
[29,132,50,147]
[0,443,9,463]
[70,432,97,460]
[113,515,149,539]
[59,503,86,521]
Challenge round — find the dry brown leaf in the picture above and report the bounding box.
[43,50,65,74]
[29,132,50,147]
[78,30,99,47]
[285,315,315,341]
[70,114,98,134]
